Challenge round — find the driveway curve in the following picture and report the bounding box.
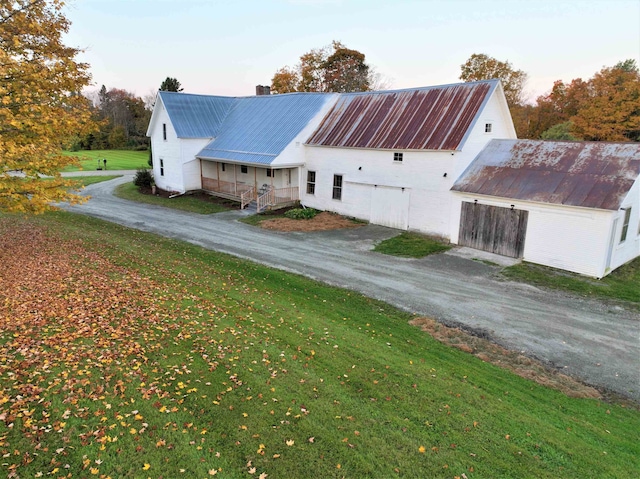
[67,176,640,401]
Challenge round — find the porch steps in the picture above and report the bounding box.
[243,200,258,214]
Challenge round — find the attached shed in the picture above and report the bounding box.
[451,139,640,277]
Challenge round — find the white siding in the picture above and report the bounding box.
[609,178,640,272]
[147,100,212,193]
[451,194,616,278]
[301,88,516,237]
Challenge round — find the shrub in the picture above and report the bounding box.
[133,168,154,189]
[285,208,319,220]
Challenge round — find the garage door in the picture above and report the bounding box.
[458,202,528,258]
[370,186,410,230]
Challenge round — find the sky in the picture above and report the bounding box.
[64,0,640,103]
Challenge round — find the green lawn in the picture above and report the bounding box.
[374,231,452,258]
[61,150,149,172]
[502,258,640,304]
[114,182,234,214]
[0,212,638,479]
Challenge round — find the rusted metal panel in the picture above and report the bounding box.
[452,139,640,211]
[306,80,496,151]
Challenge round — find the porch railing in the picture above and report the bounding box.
[257,186,299,213]
[240,186,255,209]
[201,177,252,198]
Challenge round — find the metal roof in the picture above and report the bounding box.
[197,93,331,165]
[451,139,640,210]
[159,91,235,138]
[305,80,497,151]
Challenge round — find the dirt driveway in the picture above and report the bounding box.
[67,176,640,402]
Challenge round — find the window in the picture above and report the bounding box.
[620,207,631,243]
[241,165,248,174]
[306,171,316,195]
[221,163,225,172]
[485,123,492,133]
[266,169,273,177]
[160,159,164,176]
[332,174,343,200]
[393,152,403,162]
[163,123,167,140]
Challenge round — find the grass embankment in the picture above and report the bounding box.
[114,183,233,214]
[0,212,638,479]
[61,150,149,172]
[502,259,640,303]
[374,232,451,258]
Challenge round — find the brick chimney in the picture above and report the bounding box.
[255,85,271,96]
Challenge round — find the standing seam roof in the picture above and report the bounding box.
[159,91,235,138]
[197,93,331,165]
[305,80,497,151]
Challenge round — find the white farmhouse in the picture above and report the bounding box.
[146,80,640,277]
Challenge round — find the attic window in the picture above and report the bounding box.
[163,123,167,140]
[620,207,632,243]
[241,165,248,174]
[485,123,492,133]
[393,152,403,162]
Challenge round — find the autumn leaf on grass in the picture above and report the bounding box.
[143,463,151,471]
[419,445,426,453]
[285,439,294,446]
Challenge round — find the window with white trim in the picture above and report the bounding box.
[163,123,167,140]
[620,207,631,243]
[266,169,273,177]
[160,159,164,176]
[332,174,343,200]
[393,152,403,162]
[306,171,316,195]
[485,123,492,133]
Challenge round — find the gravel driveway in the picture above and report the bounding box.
[67,175,640,402]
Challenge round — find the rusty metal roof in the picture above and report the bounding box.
[305,80,497,151]
[451,139,640,210]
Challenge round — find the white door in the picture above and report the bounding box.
[370,186,410,230]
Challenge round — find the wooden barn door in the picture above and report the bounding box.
[458,202,528,258]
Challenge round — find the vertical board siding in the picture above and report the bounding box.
[459,202,528,258]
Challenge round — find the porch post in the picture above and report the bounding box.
[234,164,237,195]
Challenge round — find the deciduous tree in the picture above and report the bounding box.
[271,41,377,94]
[571,60,640,141]
[460,53,528,107]
[0,0,97,213]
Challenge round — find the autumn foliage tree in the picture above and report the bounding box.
[271,41,374,94]
[571,60,640,141]
[460,53,528,107]
[0,0,96,213]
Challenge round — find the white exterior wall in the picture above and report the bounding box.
[451,193,618,277]
[148,99,211,193]
[300,89,516,236]
[609,179,640,272]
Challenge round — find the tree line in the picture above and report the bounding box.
[271,45,640,143]
[74,77,184,151]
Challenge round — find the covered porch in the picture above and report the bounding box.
[200,160,299,212]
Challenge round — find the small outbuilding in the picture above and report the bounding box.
[451,139,640,277]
